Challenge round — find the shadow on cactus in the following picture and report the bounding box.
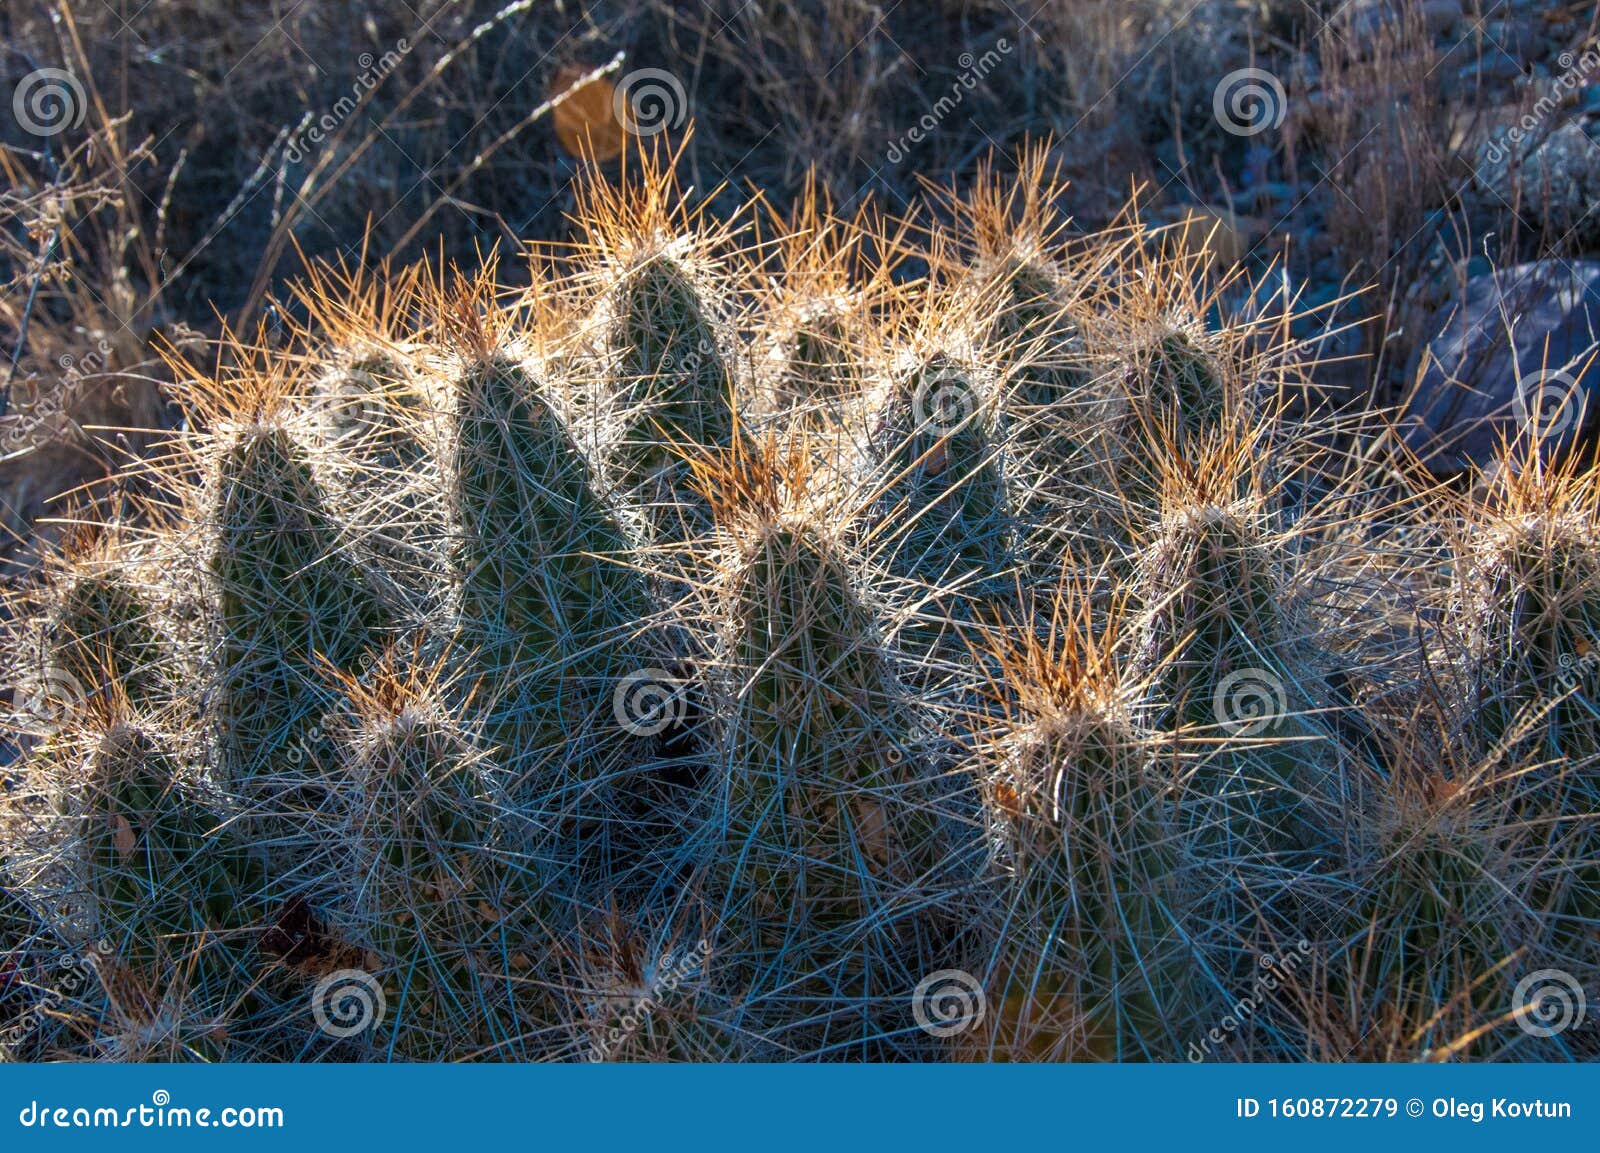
[0,137,1595,1064]
[685,431,962,1057]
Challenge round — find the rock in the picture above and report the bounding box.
[1347,0,1463,42]
[1161,205,1261,269]
[1467,54,1525,90]
[550,66,629,163]
[1477,121,1600,243]
[1228,268,1322,339]
[1400,261,1600,474]
[1449,103,1524,154]
[1239,181,1294,210]
[1417,0,1465,35]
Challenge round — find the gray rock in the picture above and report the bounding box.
[1467,54,1526,90]
[1400,261,1600,474]
[1348,0,1463,41]
[1477,121,1600,242]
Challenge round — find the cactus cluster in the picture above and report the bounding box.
[2,142,1595,1062]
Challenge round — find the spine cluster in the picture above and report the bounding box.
[2,143,1594,1063]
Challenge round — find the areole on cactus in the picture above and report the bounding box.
[0,138,1592,1065]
